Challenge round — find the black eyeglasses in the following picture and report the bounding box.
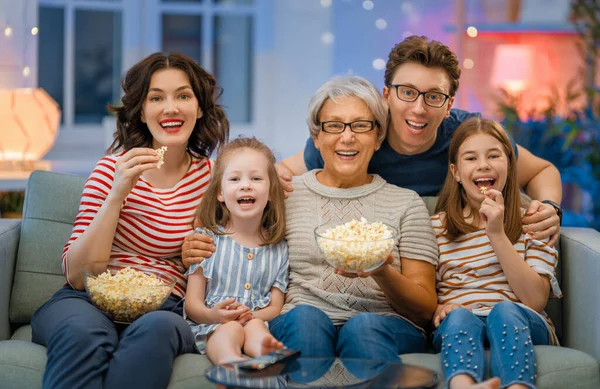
[387,84,451,108]
[320,120,377,134]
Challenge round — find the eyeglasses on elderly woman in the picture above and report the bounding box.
[320,120,378,134]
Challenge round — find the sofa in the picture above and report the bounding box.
[0,170,599,389]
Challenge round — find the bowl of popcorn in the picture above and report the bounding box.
[82,262,175,323]
[315,218,399,273]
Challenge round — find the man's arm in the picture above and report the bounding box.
[517,144,563,246]
[277,149,307,177]
[516,145,562,203]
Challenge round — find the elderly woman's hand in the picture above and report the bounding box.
[521,200,560,246]
[182,231,216,268]
[334,254,394,279]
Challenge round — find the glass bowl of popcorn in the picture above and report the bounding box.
[82,262,175,323]
[315,218,399,273]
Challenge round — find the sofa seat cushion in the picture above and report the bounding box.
[11,325,32,342]
[402,346,600,389]
[0,340,46,389]
[0,339,596,389]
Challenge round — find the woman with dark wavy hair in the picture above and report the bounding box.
[30,52,229,389]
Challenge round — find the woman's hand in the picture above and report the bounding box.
[209,298,250,324]
[111,148,159,202]
[182,231,216,268]
[334,254,394,279]
[479,189,505,238]
[433,303,470,328]
[522,200,560,246]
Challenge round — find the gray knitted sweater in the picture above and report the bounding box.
[282,170,439,327]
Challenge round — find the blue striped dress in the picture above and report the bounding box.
[185,227,289,352]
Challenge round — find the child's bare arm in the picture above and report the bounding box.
[251,288,285,322]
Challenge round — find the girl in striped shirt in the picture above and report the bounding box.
[185,137,289,365]
[30,52,229,389]
[431,118,562,389]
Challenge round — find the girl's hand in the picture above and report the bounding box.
[111,148,159,202]
[433,303,470,328]
[334,254,394,278]
[209,298,250,324]
[479,189,505,238]
[182,232,216,268]
[236,311,255,326]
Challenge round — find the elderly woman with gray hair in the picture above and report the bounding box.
[182,75,438,362]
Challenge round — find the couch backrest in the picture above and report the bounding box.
[10,170,85,324]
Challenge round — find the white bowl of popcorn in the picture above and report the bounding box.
[315,218,399,273]
[82,262,175,323]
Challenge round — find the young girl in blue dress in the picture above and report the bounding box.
[184,137,289,364]
[431,118,562,389]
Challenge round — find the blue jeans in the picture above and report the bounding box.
[31,285,197,389]
[432,302,551,389]
[269,305,426,381]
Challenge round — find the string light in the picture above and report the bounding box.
[463,58,474,69]
[31,27,38,35]
[467,26,478,38]
[372,58,386,70]
[22,67,31,77]
[362,1,374,11]
[375,18,387,30]
[321,32,334,45]
[4,26,13,37]
[320,0,332,7]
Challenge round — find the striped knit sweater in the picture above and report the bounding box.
[62,155,212,298]
[282,170,438,328]
[431,213,562,345]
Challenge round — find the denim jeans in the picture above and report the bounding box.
[432,302,550,389]
[31,285,197,389]
[269,305,426,381]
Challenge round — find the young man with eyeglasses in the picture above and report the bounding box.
[277,35,563,246]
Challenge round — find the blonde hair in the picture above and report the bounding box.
[196,137,286,245]
[435,117,522,243]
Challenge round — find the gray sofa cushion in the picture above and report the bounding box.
[1,336,597,389]
[10,171,85,324]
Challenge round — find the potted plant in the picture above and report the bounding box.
[0,191,25,219]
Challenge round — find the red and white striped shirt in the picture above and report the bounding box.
[62,155,212,298]
[431,213,562,345]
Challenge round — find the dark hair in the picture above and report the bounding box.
[106,52,229,158]
[435,117,522,243]
[384,35,461,96]
[196,137,287,246]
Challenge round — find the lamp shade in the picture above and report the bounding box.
[490,44,534,94]
[0,88,61,161]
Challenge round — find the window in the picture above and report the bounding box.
[38,0,260,159]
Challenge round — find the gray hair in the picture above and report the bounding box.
[307,75,388,144]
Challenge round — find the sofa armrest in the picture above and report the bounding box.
[560,227,600,361]
[0,219,21,341]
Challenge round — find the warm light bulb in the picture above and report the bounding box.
[467,26,478,38]
[320,0,332,7]
[321,32,334,45]
[31,27,39,35]
[4,26,13,37]
[22,67,30,77]
[463,58,474,69]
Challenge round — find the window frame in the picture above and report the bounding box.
[38,0,268,159]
